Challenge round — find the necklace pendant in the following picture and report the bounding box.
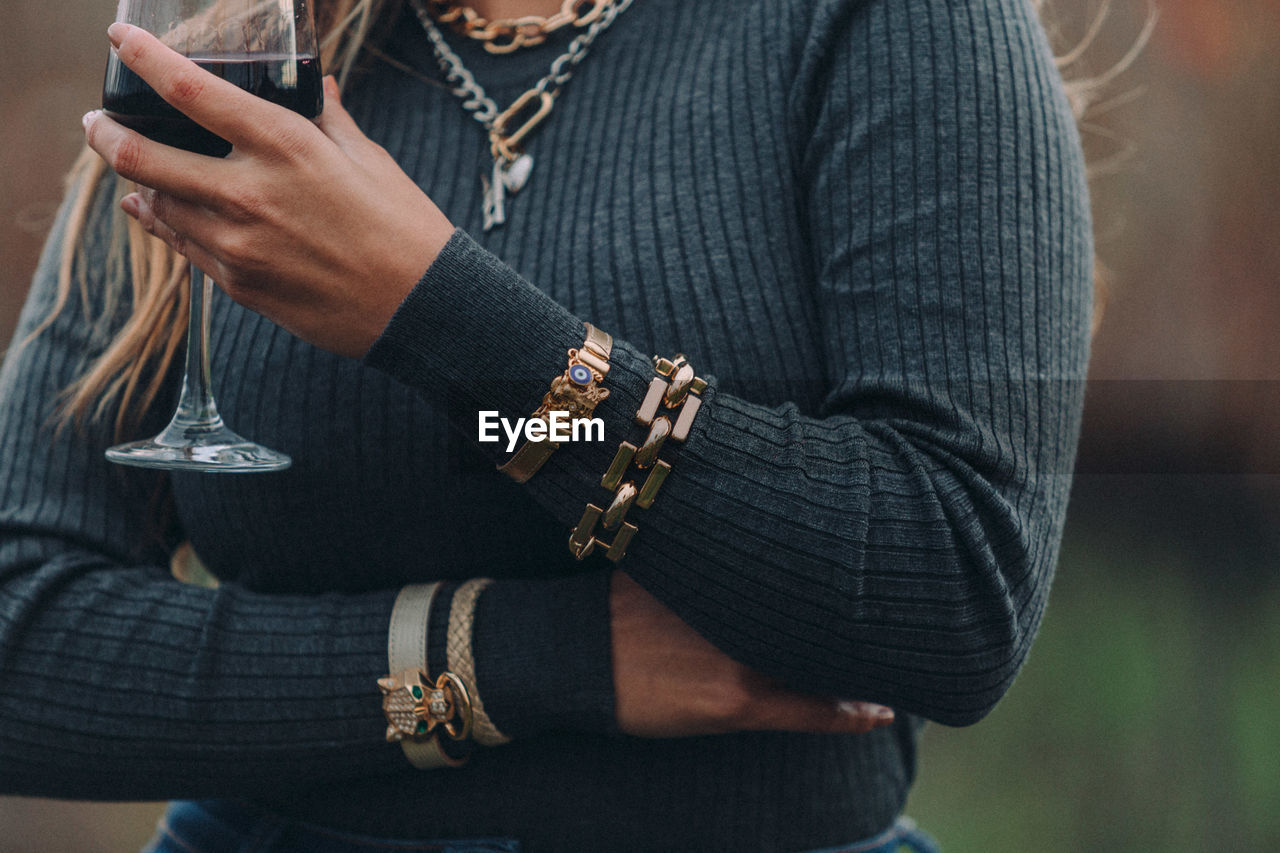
[482,160,507,231]
[482,155,535,232]
[503,153,534,193]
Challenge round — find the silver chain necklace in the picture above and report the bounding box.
[406,0,636,231]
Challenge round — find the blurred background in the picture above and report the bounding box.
[1,0,1277,850]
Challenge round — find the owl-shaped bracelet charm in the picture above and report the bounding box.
[378,669,474,743]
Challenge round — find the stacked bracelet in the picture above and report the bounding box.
[569,354,706,562]
[446,578,511,747]
[379,583,474,768]
[497,322,613,483]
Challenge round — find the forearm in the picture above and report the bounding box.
[0,193,613,799]
[364,230,1084,725]
[362,0,1092,725]
[0,534,399,799]
[0,534,621,799]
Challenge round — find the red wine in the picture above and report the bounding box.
[102,53,323,158]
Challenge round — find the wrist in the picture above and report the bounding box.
[359,221,455,360]
[362,228,595,414]
[471,571,617,739]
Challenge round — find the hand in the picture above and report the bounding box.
[610,571,895,737]
[83,23,453,359]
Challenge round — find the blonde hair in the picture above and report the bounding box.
[1037,0,1157,335]
[36,0,1138,436]
[27,0,392,439]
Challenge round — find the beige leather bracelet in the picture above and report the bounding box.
[447,578,511,747]
[380,583,467,769]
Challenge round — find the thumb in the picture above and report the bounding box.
[314,75,368,153]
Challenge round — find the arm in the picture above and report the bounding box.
[0,180,618,799]
[0,157,885,800]
[91,0,1092,728]
[364,0,1093,725]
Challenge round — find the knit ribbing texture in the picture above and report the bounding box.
[0,1,1090,850]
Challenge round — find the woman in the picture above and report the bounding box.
[0,0,1091,850]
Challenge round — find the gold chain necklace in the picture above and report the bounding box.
[409,0,634,230]
[425,0,616,54]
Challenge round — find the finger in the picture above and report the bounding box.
[134,187,222,246]
[751,692,895,734]
[838,701,896,730]
[84,110,227,204]
[314,76,368,154]
[108,22,298,153]
[122,192,221,276]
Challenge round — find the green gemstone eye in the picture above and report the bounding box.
[416,720,429,734]
[411,685,423,700]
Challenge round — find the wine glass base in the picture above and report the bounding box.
[106,424,291,473]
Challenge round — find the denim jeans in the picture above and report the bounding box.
[801,817,940,853]
[142,799,939,853]
[142,800,521,853]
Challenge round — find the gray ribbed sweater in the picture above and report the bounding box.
[0,0,1091,849]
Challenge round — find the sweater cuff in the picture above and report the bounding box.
[362,228,655,474]
[366,228,592,418]
[470,570,617,739]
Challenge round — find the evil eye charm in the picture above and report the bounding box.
[569,363,594,386]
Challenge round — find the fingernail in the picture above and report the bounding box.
[82,110,101,130]
[121,194,140,217]
[838,701,894,722]
[107,22,130,47]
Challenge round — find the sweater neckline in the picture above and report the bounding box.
[385,6,604,100]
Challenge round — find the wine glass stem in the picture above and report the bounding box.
[173,265,223,430]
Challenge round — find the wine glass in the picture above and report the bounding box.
[101,0,323,472]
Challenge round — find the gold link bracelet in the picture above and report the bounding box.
[569,355,706,562]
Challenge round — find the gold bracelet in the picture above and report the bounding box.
[497,323,613,483]
[378,667,474,743]
[447,578,511,747]
[569,355,707,562]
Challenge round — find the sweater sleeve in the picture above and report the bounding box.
[364,0,1093,726]
[0,178,614,801]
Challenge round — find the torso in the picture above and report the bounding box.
[172,2,914,847]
